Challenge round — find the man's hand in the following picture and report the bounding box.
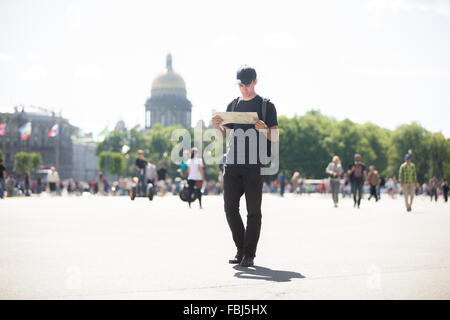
[254,120,268,131]
[212,115,224,130]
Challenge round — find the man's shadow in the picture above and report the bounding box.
[233,265,305,282]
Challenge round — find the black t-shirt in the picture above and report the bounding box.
[224,95,278,168]
[0,164,5,179]
[348,162,366,182]
[135,158,147,170]
[157,168,167,181]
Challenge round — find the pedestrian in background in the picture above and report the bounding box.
[157,161,168,195]
[442,179,449,203]
[348,153,367,209]
[24,171,31,196]
[36,175,42,195]
[97,172,105,196]
[186,147,204,209]
[377,176,385,200]
[326,155,343,208]
[399,153,417,212]
[278,170,286,197]
[47,166,60,196]
[429,176,439,202]
[0,158,6,199]
[290,171,300,194]
[367,165,380,201]
[6,175,15,197]
[146,160,157,187]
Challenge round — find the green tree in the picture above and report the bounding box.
[98,151,113,175]
[98,151,125,176]
[428,133,450,180]
[13,152,31,175]
[111,152,126,176]
[387,123,431,183]
[29,153,43,173]
[94,114,449,183]
[96,130,126,155]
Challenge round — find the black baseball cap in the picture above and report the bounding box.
[236,65,257,85]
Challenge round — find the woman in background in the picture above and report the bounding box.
[186,147,205,209]
[325,155,343,208]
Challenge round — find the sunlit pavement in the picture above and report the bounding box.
[1,193,449,299]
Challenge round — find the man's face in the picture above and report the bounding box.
[238,79,257,99]
[406,158,411,165]
[139,153,144,159]
[354,156,361,163]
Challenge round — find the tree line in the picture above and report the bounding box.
[96,110,449,183]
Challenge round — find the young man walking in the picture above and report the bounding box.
[399,153,417,212]
[348,154,367,209]
[212,65,278,267]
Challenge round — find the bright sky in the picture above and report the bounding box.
[1,0,449,137]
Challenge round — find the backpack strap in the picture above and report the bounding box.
[232,96,269,122]
[231,97,240,112]
[261,97,270,123]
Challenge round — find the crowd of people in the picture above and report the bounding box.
[0,154,448,209]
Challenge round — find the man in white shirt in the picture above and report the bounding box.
[47,166,60,195]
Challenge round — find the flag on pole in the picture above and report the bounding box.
[19,122,32,141]
[0,123,6,136]
[98,126,110,141]
[48,124,59,137]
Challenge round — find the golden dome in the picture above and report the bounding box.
[152,70,186,89]
[151,53,186,90]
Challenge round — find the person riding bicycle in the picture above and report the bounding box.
[135,150,147,194]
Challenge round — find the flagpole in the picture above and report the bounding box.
[56,122,60,173]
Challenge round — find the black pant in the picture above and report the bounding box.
[351,180,364,206]
[223,167,263,259]
[187,179,202,207]
[430,188,437,202]
[280,182,285,196]
[368,185,378,201]
[444,189,448,202]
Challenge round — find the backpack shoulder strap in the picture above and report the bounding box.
[261,97,270,123]
[231,97,240,112]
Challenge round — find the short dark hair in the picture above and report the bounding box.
[236,65,257,85]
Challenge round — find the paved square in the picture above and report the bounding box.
[1,193,449,299]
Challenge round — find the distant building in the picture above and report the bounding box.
[114,119,127,133]
[71,140,98,182]
[0,106,97,181]
[144,53,192,128]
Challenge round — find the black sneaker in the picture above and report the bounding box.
[239,256,254,267]
[228,252,243,264]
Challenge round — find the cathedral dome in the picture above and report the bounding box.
[151,54,186,97]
